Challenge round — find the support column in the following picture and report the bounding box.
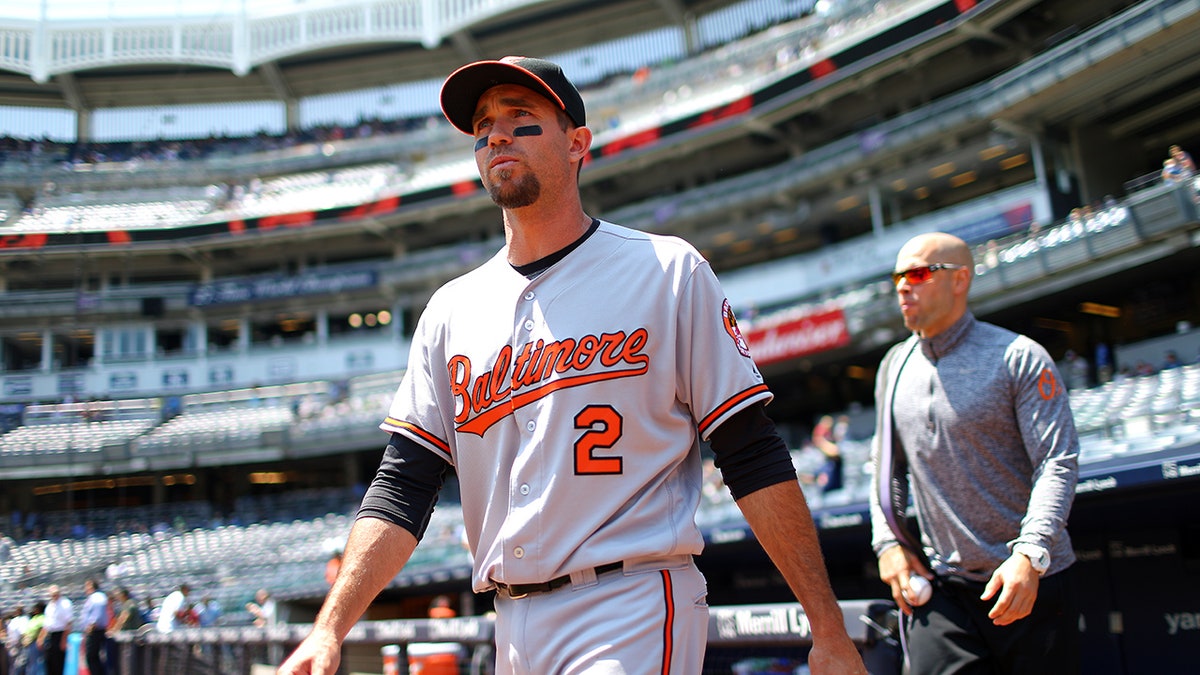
[869,184,885,236]
[391,301,405,340]
[286,99,300,133]
[1030,134,1048,199]
[75,108,92,143]
[193,320,208,356]
[316,308,329,345]
[41,329,52,371]
[93,330,104,365]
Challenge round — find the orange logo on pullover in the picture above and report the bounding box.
[450,328,650,436]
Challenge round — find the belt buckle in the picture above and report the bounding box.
[498,582,529,599]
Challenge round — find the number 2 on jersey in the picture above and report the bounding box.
[574,405,624,475]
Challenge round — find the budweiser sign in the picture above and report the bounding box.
[742,308,851,365]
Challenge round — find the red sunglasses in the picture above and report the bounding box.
[891,263,964,287]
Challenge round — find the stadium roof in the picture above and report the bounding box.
[0,0,745,111]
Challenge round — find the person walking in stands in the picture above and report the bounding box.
[278,56,867,675]
[869,232,1081,674]
[80,579,109,675]
[107,587,142,674]
[38,585,71,675]
[155,583,190,634]
[5,605,29,675]
[21,603,45,675]
[246,589,277,627]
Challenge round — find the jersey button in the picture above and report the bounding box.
[526,421,536,432]
[524,291,535,301]
[519,484,530,495]
[513,546,525,559]
[523,319,535,331]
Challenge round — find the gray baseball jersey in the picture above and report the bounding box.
[382,220,771,592]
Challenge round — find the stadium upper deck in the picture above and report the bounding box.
[0,0,752,109]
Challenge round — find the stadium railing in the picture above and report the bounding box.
[106,599,901,675]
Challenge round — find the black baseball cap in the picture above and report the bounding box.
[440,56,586,135]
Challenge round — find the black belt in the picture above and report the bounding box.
[496,561,624,599]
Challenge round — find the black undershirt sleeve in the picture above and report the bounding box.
[356,432,450,541]
[707,402,798,501]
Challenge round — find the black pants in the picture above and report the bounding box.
[905,567,1079,675]
[44,631,66,675]
[86,627,107,675]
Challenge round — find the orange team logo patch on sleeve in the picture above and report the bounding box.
[722,299,751,358]
[1037,368,1062,400]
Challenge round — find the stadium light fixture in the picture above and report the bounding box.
[949,171,977,188]
[979,145,1008,161]
[836,195,860,211]
[1079,302,1120,318]
[928,162,956,179]
[1000,154,1029,170]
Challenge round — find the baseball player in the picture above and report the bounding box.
[278,56,866,675]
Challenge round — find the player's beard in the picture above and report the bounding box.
[487,169,541,209]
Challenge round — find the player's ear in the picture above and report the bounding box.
[567,125,592,164]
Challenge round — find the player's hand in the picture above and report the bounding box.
[981,553,1039,626]
[877,545,931,616]
[277,627,341,675]
[806,634,869,675]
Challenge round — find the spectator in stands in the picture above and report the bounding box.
[20,602,45,675]
[1162,158,1185,185]
[1168,144,1196,177]
[1161,350,1182,371]
[195,595,221,627]
[279,55,866,675]
[107,588,141,634]
[803,414,844,495]
[324,551,342,588]
[155,583,190,633]
[245,589,277,627]
[1066,207,1084,231]
[1094,342,1113,384]
[107,587,141,674]
[870,232,1080,674]
[38,585,71,675]
[1061,349,1090,390]
[3,605,28,675]
[981,239,1000,272]
[80,579,109,675]
[427,595,456,619]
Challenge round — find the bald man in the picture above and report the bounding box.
[868,233,1081,674]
